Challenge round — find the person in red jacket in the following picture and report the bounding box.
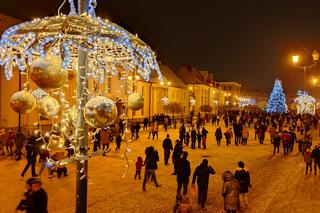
[134,156,144,179]
[281,129,291,155]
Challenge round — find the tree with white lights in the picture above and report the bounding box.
[267,79,288,114]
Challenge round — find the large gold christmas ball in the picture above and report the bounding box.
[84,96,117,128]
[128,92,144,110]
[37,96,60,119]
[10,91,36,114]
[30,55,68,89]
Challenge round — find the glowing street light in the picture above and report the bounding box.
[292,55,300,64]
[313,78,318,84]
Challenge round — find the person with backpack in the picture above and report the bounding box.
[224,128,233,146]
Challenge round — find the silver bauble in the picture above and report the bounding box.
[128,92,144,111]
[84,96,117,128]
[10,91,36,114]
[37,96,60,119]
[30,55,68,89]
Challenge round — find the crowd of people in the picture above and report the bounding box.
[2,109,320,212]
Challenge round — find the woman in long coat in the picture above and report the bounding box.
[222,170,240,212]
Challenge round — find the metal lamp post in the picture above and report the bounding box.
[292,50,319,91]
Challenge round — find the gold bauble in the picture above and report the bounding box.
[30,55,68,89]
[10,91,36,114]
[84,96,117,128]
[37,96,60,119]
[128,92,144,110]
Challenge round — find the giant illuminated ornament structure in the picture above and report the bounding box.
[0,0,162,211]
[295,91,316,115]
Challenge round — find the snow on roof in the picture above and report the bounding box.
[175,65,204,84]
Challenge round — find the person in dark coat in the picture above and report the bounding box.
[16,178,36,212]
[162,134,173,165]
[27,179,48,213]
[192,159,215,209]
[172,140,183,175]
[116,134,122,151]
[311,145,320,175]
[222,170,240,213]
[233,122,239,145]
[289,128,297,153]
[15,129,25,160]
[93,129,101,152]
[234,161,251,209]
[272,133,281,154]
[201,127,208,150]
[191,127,197,149]
[215,127,223,146]
[197,131,202,148]
[21,132,40,177]
[135,122,141,139]
[179,124,186,144]
[142,146,160,191]
[175,151,191,195]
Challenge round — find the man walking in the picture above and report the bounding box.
[192,159,215,209]
[21,131,39,177]
[191,127,197,149]
[162,134,173,166]
[176,151,191,195]
[311,145,320,175]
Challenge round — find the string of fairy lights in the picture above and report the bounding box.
[1,0,162,178]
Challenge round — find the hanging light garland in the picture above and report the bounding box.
[0,0,162,174]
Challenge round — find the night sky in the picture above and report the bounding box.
[2,0,320,94]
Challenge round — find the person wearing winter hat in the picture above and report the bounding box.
[222,170,240,213]
[234,161,251,209]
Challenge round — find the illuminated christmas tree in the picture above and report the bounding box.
[267,79,288,114]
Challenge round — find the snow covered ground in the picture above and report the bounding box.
[1,124,320,213]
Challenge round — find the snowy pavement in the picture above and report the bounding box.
[1,124,320,213]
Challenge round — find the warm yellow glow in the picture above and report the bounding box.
[313,78,318,84]
[312,50,319,61]
[135,75,140,80]
[167,81,171,85]
[292,55,299,63]
[160,81,164,85]
[189,86,193,90]
[128,76,133,80]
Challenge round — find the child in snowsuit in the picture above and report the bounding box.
[135,156,144,179]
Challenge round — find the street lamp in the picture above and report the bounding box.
[292,50,319,91]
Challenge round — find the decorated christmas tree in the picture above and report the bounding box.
[267,79,288,114]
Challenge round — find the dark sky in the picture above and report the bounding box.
[2,0,320,93]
